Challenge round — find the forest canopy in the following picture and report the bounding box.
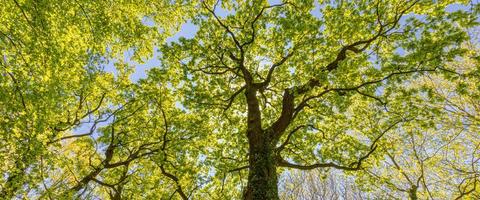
[1,0,480,199]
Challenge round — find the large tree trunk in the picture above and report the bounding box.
[408,185,418,200]
[243,88,279,200]
[244,82,279,200]
[244,133,279,200]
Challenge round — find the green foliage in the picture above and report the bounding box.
[1,0,479,199]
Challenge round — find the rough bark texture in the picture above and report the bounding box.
[244,135,278,200]
[243,88,280,200]
[409,186,418,200]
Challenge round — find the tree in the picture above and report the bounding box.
[279,169,367,200]
[353,41,480,200]
[157,0,478,199]
[1,0,479,199]
[0,0,193,198]
[359,116,479,199]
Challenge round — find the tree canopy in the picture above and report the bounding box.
[1,0,479,199]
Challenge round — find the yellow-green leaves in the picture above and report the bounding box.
[1,0,194,198]
[1,0,480,199]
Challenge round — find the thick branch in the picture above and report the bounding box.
[295,0,419,97]
[277,146,377,171]
[270,89,295,139]
[294,67,437,116]
[278,120,402,171]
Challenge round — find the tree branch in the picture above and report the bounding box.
[278,120,402,171]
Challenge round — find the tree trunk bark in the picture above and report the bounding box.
[244,133,279,200]
[409,185,418,200]
[243,87,279,200]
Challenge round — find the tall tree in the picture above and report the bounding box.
[156,0,478,199]
[1,0,479,199]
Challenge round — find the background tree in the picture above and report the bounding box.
[350,42,480,200]
[39,74,214,199]
[0,0,194,198]
[278,39,480,200]
[279,169,367,200]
